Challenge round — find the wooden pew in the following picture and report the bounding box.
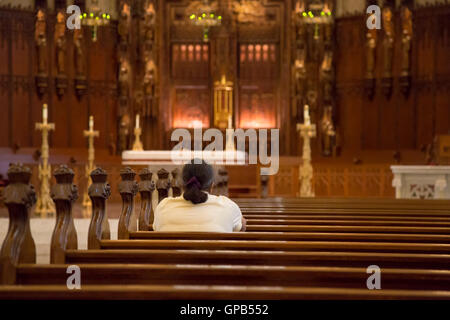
[97,239,450,253]
[243,214,450,221]
[2,165,450,300]
[64,249,450,269]
[129,231,450,243]
[1,285,450,300]
[14,264,450,290]
[244,219,450,226]
[245,225,450,233]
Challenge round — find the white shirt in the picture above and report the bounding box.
[153,194,243,233]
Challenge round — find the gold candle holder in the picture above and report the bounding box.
[132,127,144,151]
[34,103,55,217]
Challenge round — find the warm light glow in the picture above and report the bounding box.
[173,118,209,129]
[239,117,276,129]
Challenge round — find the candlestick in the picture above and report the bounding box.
[136,114,140,129]
[132,127,143,151]
[43,104,48,122]
[35,105,55,217]
[89,115,94,130]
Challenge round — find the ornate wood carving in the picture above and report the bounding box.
[50,165,78,264]
[117,1,132,153]
[400,1,413,97]
[0,164,36,284]
[364,0,377,99]
[156,168,170,203]
[87,168,111,249]
[118,167,138,239]
[291,0,335,156]
[138,168,155,231]
[292,2,307,121]
[141,0,159,119]
[382,2,394,98]
[233,0,266,24]
[74,27,87,97]
[35,8,48,96]
[170,168,182,197]
[55,11,67,97]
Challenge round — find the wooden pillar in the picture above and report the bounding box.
[138,168,155,231]
[50,165,78,264]
[118,167,138,239]
[170,168,182,197]
[0,164,36,284]
[156,168,170,203]
[87,168,111,249]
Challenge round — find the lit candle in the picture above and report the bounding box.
[228,115,232,129]
[43,104,48,122]
[89,116,94,130]
[136,114,140,129]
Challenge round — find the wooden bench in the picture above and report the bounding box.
[13,264,450,290]
[63,249,450,269]
[2,285,450,300]
[129,231,450,243]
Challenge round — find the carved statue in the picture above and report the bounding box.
[118,114,131,152]
[401,6,412,77]
[74,28,85,76]
[118,59,129,98]
[382,7,394,78]
[321,50,333,103]
[55,12,66,75]
[35,9,47,75]
[320,106,336,157]
[143,59,156,96]
[142,1,156,43]
[118,3,131,45]
[292,10,307,119]
[233,0,266,24]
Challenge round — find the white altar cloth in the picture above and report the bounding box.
[391,165,450,199]
[122,150,247,166]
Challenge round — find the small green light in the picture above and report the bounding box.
[83,13,87,17]
[96,16,99,20]
[107,15,110,19]
[218,15,222,19]
[102,13,106,18]
[302,12,307,17]
[190,14,195,19]
[79,15,83,19]
[202,13,206,18]
[90,13,94,18]
[210,13,214,18]
[308,11,314,18]
[327,11,332,16]
[198,17,202,20]
[321,11,325,16]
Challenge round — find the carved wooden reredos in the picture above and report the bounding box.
[0,0,449,160]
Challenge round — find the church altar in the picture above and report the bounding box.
[391,166,450,199]
[122,150,247,169]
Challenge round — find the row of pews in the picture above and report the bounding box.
[1,164,450,299]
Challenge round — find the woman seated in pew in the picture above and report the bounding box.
[153,159,246,232]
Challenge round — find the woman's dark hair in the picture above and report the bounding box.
[182,158,214,204]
